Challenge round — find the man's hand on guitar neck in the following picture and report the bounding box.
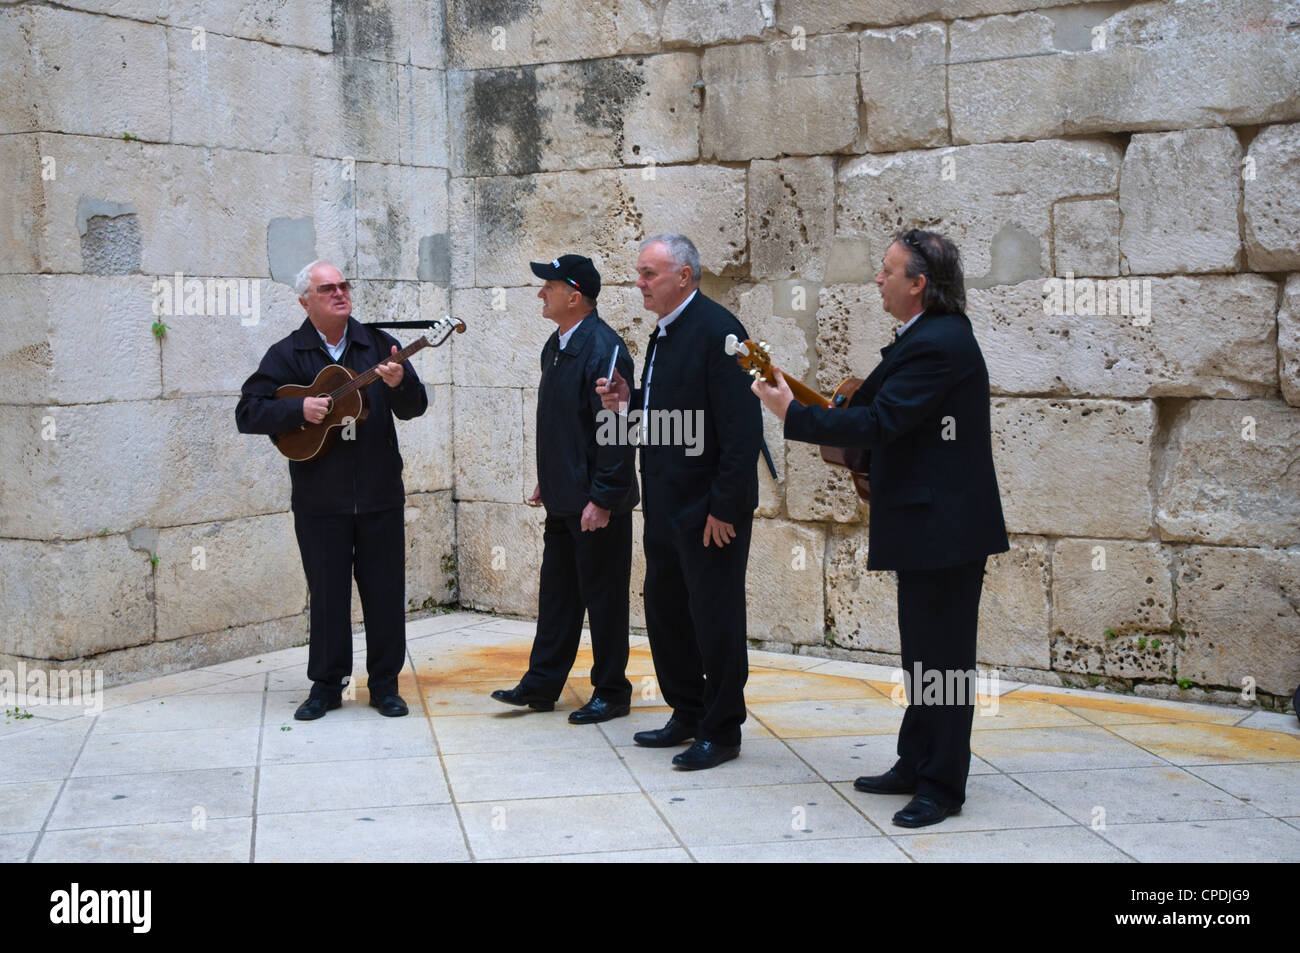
[751,365,795,422]
[375,345,405,388]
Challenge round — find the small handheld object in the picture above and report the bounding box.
[606,346,619,384]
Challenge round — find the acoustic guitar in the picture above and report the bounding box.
[273,315,466,462]
[724,334,871,502]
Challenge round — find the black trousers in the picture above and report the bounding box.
[893,557,988,808]
[642,514,753,747]
[293,508,406,700]
[520,510,633,705]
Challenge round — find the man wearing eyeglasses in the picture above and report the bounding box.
[752,230,1009,827]
[236,259,428,721]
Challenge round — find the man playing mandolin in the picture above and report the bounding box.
[236,260,428,721]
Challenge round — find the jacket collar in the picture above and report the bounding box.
[556,308,599,356]
[292,315,372,352]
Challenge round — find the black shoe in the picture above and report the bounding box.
[568,697,630,725]
[633,715,697,747]
[369,693,409,717]
[490,685,555,712]
[672,740,740,770]
[294,695,341,721]
[892,795,961,829]
[853,769,916,795]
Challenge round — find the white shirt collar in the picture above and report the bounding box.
[316,324,348,359]
[656,289,697,335]
[557,317,584,350]
[896,310,924,338]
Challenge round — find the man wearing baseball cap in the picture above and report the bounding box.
[490,254,640,724]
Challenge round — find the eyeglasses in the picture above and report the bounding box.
[312,281,351,296]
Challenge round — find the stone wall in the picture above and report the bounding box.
[2,0,1297,707]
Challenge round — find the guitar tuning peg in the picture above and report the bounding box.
[760,341,771,353]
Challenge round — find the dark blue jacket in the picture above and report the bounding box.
[784,310,1008,571]
[235,316,428,515]
[536,311,639,516]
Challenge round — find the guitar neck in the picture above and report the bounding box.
[332,337,430,399]
[777,372,832,410]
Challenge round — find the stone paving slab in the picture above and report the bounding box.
[3,610,1297,863]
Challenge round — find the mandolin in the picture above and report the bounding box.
[273,315,466,462]
[725,334,871,502]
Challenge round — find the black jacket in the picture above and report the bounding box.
[536,311,639,516]
[235,316,428,515]
[631,292,763,533]
[784,310,1009,571]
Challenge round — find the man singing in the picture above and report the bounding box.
[752,229,1008,826]
[236,260,428,721]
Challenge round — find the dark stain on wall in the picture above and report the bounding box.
[332,0,396,59]
[573,58,645,152]
[451,0,538,31]
[476,176,534,245]
[462,67,542,175]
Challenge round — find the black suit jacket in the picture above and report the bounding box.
[784,310,1008,571]
[632,292,762,534]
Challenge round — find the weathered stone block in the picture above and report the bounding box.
[404,490,457,609]
[860,23,947,152]
[992,398,1154,539]
[1156,399,1300,547]
[448,176,475,288]
[311,158,358,280]
[661,0,769,45]
[58,0,334,51]
[949,1,1300,145]
[1244,121,1300,271]
[455,501,545,616]
[400,383,454,494]
[332,0,441,65]
[1177,546,1300,696]
[2,275,161,405]
[1050,538,1175,679]
[745,519,826,645]
[813,284,895,395]
[969,274,1279,399]
[1053,199,1118,277]
[1280,275,1300,408]
[825,525,897,653]
[0,535,153,659]
[155,512,306,641]
[472,166,746,289]
[837,139,1120,287]
[979,536,1051,670]
[399,66,450,168]
[748,157,835,281]
[449,287,556,388]
[454,386,524,503]
[785,440,862,524]
[522,387,538,501]
[445,0,658,70]
[702,34,859,161]
[0,134,44,273]
[355,163,448,280]
[1120,128,1242,275]
[777,0,1122,34]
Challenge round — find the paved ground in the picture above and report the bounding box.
[3,611,1298,863]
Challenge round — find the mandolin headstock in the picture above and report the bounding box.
[724,334,773,383]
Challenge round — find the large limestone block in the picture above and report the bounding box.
[0,535,153,659]
[0,397,291,540]
[448,176,475,288]
[0,8,169,141]
[522,387,538,500]
[332,0,444,66]
[1177,546,1300,696]
[949,1,1300,145]
[747,157,835,281]
[1050,538,1175,679]
[399,66,450,168]
[1280,275,1300,408]
[57,0,334,52]
[970,274,1279,399]
[1156,399,1300,547]
[471,166,747,289]
[355,163,448,280]
[1120,129,1242,275]
[155,512,306,641]
[859,23,948,153]
[311,158,358,280]
[0,135,44,273]
[702,34,859,161]
[777,0,1122,34]
[453,386,524,503]
[745,519,826,645]
[992,398,1155,539]
[399,383,454,494]
[837,139,1120,287]
[814,284,895,394]
[1053,199,1118,277]
[978,536,1050,670]
[597,285,658,367]
[455,501,545,616]
[785,441,863,524]
[2,275,161,404]
[824,526,897,653]
[33,134,314,277]
[445,0,658,69]
[450,287,555,388]
[450,54,698,176]
[1244,121,1300,271]
[405,490,458,609]
[661,0,770,45]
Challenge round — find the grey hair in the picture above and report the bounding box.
[641,233,701,283]
[293,259,330,295]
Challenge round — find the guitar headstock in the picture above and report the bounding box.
[429,315,468,346]
[724,334,773,383]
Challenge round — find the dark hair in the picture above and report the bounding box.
[581,293,598,309]
[895,228,966,315]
